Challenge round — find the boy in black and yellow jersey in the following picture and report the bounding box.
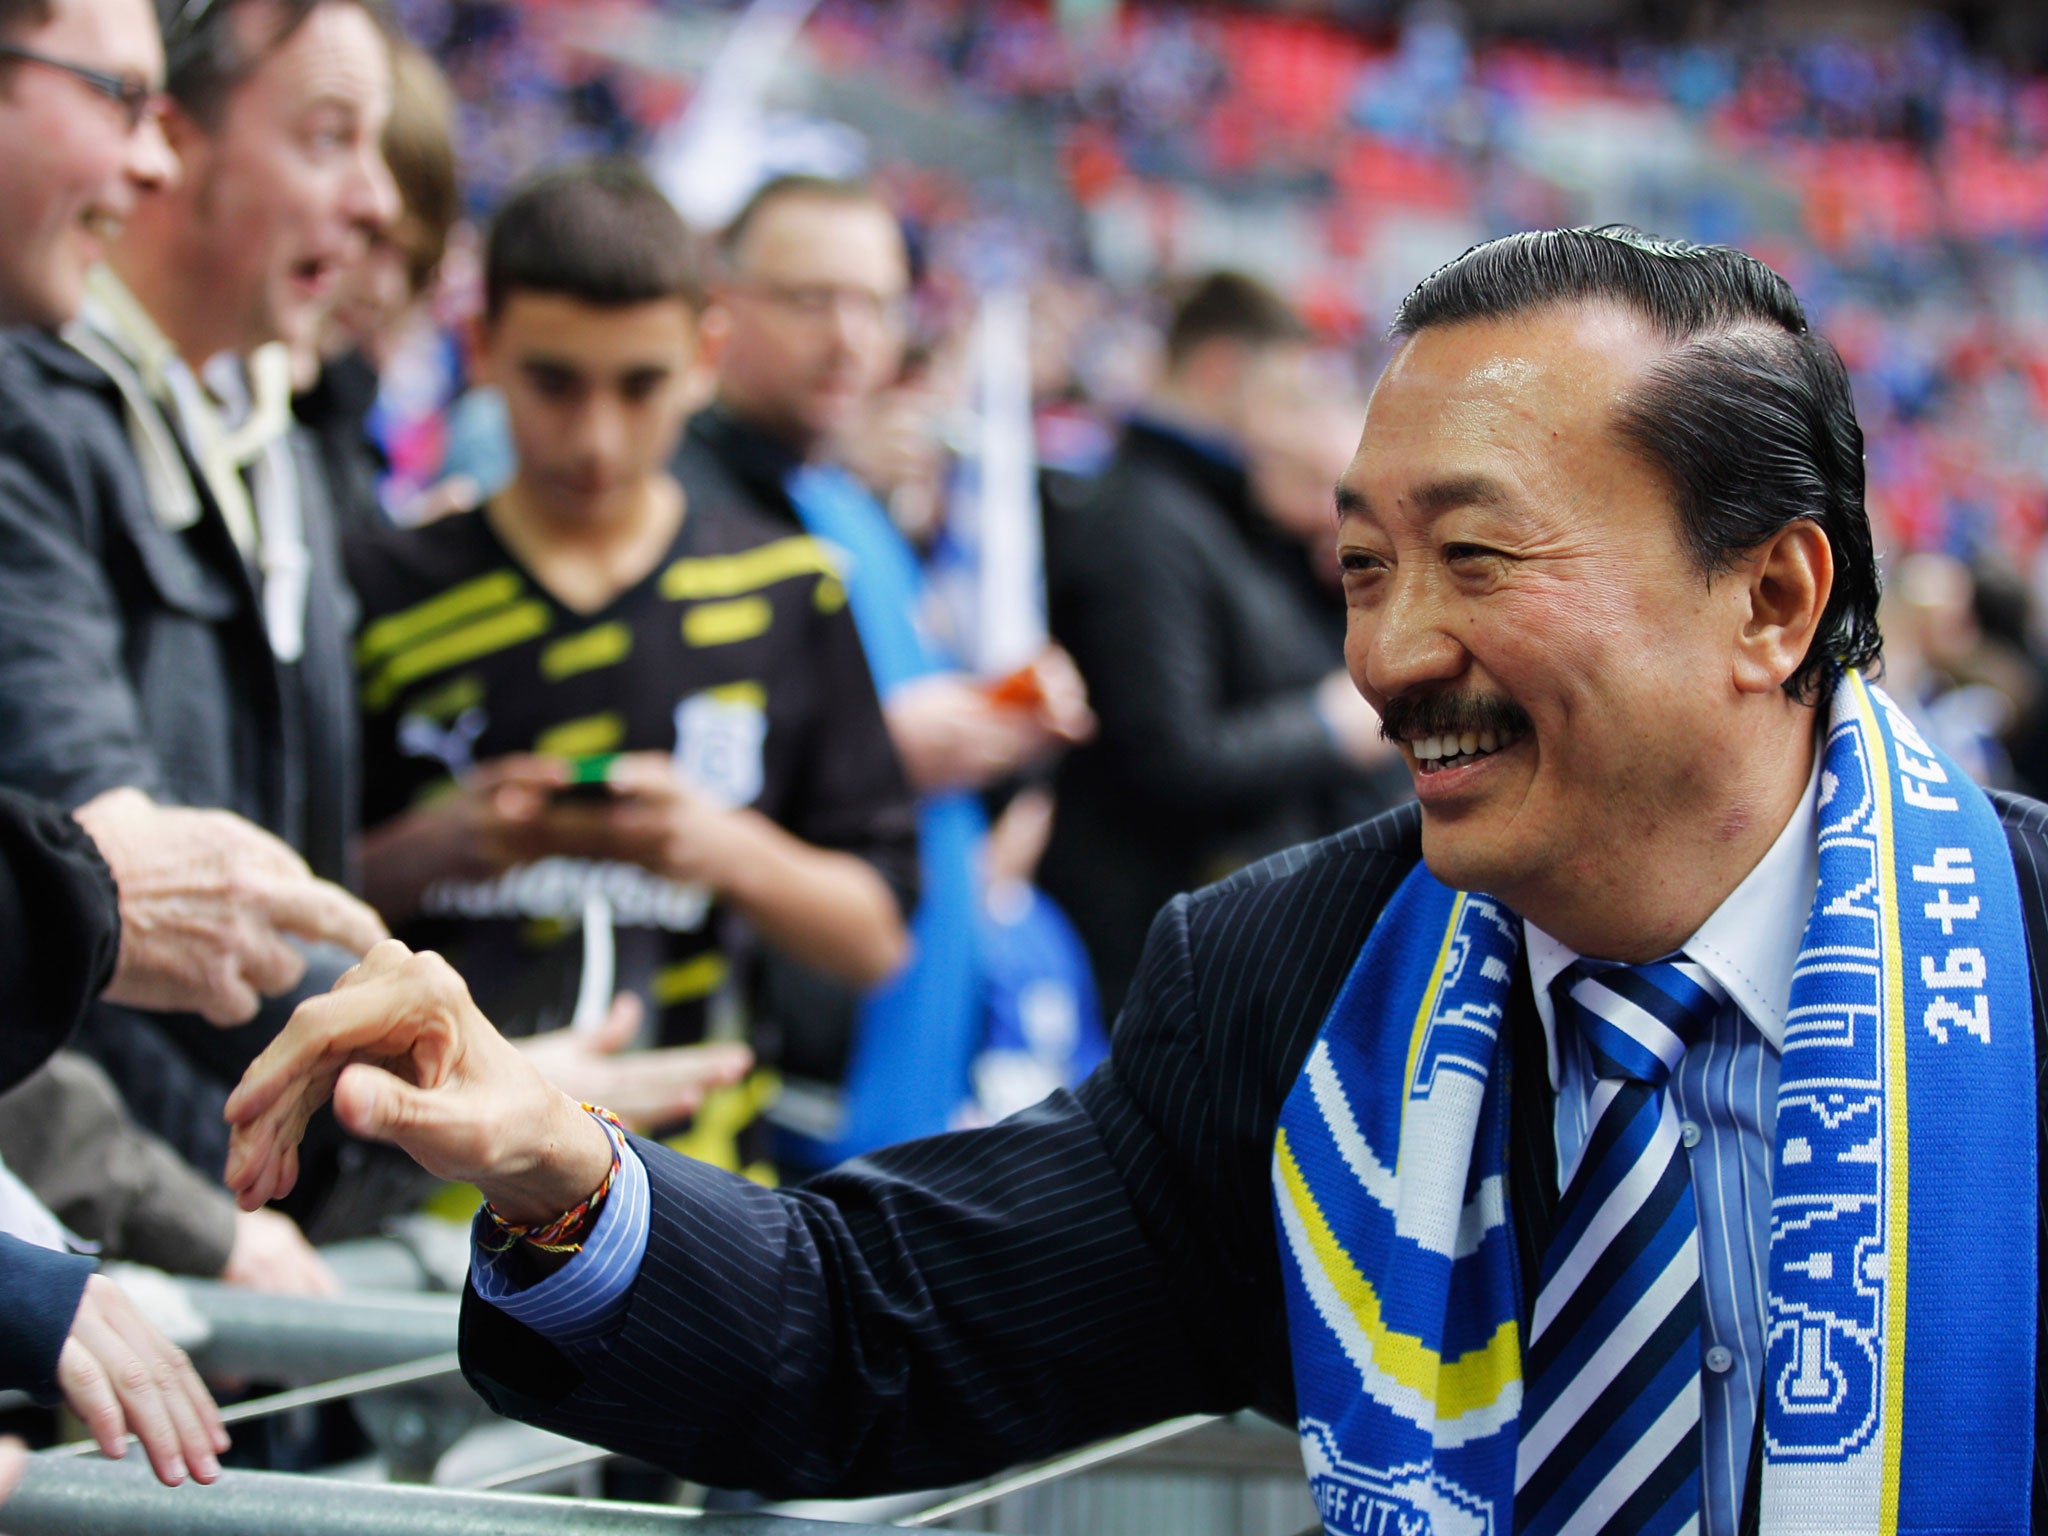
[344,163,917,1157]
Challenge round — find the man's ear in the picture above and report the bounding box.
[1732,518,1833,695]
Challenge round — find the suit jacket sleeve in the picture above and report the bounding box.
[0,1231,94,1401]
[460,894,1254,1498]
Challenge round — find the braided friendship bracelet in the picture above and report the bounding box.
[479,1104,626,1257]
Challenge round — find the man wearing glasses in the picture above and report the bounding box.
[0,0,395,1188]
[0,0,392,1491]
[0,0,252,1497]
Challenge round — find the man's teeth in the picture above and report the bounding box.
[1410,728,1520,764]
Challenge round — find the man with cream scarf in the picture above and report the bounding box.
[225,227,2044,1534]
[0,0,397,1221]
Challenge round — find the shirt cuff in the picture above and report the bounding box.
[468,1116,650,1349]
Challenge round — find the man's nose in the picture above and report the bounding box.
[127,111,179,192]
[350,141,402,236]
[1356,571,1467,699]
[578,399,627,463]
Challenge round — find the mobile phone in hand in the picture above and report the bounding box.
[550,753,619,804]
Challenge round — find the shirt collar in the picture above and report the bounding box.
[1523,742,1822,1088]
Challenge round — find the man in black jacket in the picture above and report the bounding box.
[0,0,388,1489]
[0,0,396,1225]
[228,229,2044,1531]
[1044,271,1399,1013]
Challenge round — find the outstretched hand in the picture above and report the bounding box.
[224,941,613,1228]
[59,1274,228,1486]
[518,994,753,1132]
[78,789,388,1026]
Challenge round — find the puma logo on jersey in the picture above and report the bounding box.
[399,705,489,778]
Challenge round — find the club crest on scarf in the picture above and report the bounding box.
[1273,672,2036,1536]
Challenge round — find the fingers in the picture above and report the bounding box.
[191,962,264,1030]
[225,943,459,1203]
[599,753,683,799]
[331,1060,439,1145]
[222,1209,343,1297]
[227,924,310,1002]
[605,1041,754,1127]
[591,992,644,1054]
[473,754,571,792]
[223,942,431,1124]
[56,1335,128,1462]
[60,1277,225,1487]
[254,873,390,960]
[0,1437,25,1503]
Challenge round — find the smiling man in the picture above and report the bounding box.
[0,0,397,1226]
[226,228,2048,1533]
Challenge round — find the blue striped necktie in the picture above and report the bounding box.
[1514,957,1727,1536]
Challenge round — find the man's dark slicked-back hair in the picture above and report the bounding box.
[1164,270,1310,371]
[485,159,702,321]
[1392,225,1880,705]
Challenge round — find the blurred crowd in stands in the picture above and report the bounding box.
[9,0,2048,1498]
[347,0,2048,798]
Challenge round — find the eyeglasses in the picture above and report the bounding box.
[742,281,909,328]
[0,45,159,131]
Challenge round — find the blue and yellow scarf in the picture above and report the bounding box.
[1274,672,2036,1533]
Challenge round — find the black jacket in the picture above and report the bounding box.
[0,328,360,1187]
[0,776,130,1403]
[462,794,2048,1527]
[1042,418,1396,1013]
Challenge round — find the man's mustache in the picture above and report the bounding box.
[1379,691,1533,745]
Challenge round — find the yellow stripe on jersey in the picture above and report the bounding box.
[658,536,838,601]
[540,622,633,681]
[653,952,728,1006]
[663,1069,781,1175]
[404,672,485,724]
[683,597,773,647]
[534,712,626,758]
[357,568,525,671]
[364,600,553,710]
[705,680,766,710]
[813,574,848,614]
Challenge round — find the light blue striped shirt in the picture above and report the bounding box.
[1525,755,1819,1536]
[470,1113,652,1349]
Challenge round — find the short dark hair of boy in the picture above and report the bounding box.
[1163,271,1310,372]
[484,159,703,322]
[719,173,891,268]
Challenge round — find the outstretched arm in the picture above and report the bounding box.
[223,921,1251,1497]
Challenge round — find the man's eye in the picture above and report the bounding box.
[1444,544,1500,564]
[1338,551,1386,575]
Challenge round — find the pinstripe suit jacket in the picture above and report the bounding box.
[461,794,2048,1525]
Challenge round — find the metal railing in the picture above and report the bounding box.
[2,1455,907,1535]
[19,1256,1316,1532]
